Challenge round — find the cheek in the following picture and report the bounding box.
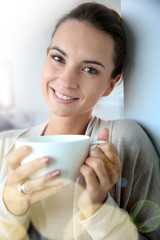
[82,82,107,107]
[42,63,60,85]
[88,81,109,99]
[41,61,54,84]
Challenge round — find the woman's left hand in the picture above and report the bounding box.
[78,128,121,219]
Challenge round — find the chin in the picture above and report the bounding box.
[49,107,75,118]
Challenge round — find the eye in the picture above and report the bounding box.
[84,67,98,75]
[51,55,65,64]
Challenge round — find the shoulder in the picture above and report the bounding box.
[90,117,145,143]
[0,128,26,140]
[111,119,146,143]
[111,119,156,150]
[111,119,159,167]
[0,121,47,140]
[0,121,48,162]
[93,117,159,161]
[0,128,27,154]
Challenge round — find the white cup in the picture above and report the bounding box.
[15,135,106,185]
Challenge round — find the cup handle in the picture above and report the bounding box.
[90,140,107,148]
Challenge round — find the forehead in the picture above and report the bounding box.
[51,20,115,63]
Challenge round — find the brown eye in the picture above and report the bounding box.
[51,55,65,64]
[84,67,98,75]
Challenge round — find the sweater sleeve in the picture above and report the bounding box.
[0,134,30,240]
[111,120,160,240]
[79,119,160,240]
[0,189,30,240]
[79,193,138,240]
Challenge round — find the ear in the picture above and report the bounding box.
[103,74,122,97]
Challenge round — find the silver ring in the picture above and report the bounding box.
[18,183,31,195]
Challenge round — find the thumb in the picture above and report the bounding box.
[97,128,109,142]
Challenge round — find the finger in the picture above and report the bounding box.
[90,146,121,175]
[13,156,50,183]
[28,183,64,204]
[97,142,118,155]
[97,143,121,174]
[80,164,99,190]
[90,146,104,158]
[97,128,109,142]
[85,157,107,184]
[99,152,121,175]
[7,146,31,170]
[21,169,61,193]
[86,157,120,193]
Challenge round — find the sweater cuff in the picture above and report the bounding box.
[78,193,117,224]
[79,193,138,240]
[0,186,30,224]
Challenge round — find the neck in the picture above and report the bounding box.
[43,113,92,136]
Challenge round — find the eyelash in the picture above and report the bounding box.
[51,54,99,75]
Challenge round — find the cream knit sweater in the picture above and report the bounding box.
[0,117,159,240]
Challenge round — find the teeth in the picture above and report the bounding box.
[55,90,74,100]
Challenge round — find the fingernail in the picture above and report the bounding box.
[51,170,60,178]
[41,157,50,165]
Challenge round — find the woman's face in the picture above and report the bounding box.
[41,20,119,118]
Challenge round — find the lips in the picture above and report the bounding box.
[55,90,74,100]
[52,88,79,103]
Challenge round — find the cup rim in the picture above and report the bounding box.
[16,135,91,144]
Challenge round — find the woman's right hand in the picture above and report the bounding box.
[3,145,64,216]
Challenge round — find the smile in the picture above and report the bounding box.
[52,89,79,104]
[55,90,74,100]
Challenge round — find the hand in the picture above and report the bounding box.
[3,146,63,216]
[78,128,121,219]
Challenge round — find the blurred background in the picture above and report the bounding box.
[0,0,159,155]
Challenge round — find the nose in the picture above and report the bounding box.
[58,66,78,89]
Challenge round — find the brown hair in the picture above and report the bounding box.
[52,2,126,79]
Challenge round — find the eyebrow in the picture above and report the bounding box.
[50,46,105,69]
[83,60,105,69]
[50,46,67,56]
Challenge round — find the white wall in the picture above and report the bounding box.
[121,0,160,155]
[0,0,121,119]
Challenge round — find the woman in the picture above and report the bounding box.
[0,2,159,240]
